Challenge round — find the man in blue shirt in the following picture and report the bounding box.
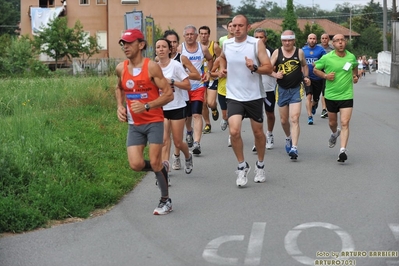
[303,33,326,125]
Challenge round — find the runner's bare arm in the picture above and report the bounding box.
[256,40,273,75]
[214,42,222,58]
[181,55,201,80]
[218,50,227,78]
[203,47,213,80]
[115,62,127,122]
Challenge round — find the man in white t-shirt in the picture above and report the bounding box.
[219,15,273,187]
[253,28,277,151]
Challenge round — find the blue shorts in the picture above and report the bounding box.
[275,83,305,107]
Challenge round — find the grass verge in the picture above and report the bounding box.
[0,76,144,233]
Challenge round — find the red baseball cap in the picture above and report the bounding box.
[119,29,144,43]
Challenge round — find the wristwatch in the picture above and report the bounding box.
[170,79,175,87]
[251,64,258,74]
[144,103,150,112]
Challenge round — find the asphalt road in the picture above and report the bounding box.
[1,73,399,266]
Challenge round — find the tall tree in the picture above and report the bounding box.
[32,17,100,70]
[260,0,285,18]
[302,23,325,43]
[281,0,304,45]
[0,0,20,35]
[234,0,267,23]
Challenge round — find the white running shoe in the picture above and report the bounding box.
[328,128,341,148]
[266,134,274,149]
[235,163,250,187]
[251,145,257,152]
[220,119,228,131]
[192,142,201,155]
[153,198,172,215]
[254,165,266,183]
[172,154,181,170]
[184,154,193,174]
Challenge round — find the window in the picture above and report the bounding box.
[80,0,89,5]
[39,0,55,7]
[97,31,107,50]
[121,0,139,4]
[97,0,106,4]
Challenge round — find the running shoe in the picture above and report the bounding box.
[172,154,181,170]
[192,142,201,155]
[203,124,211,134]
[220,119,228,131]
[186,132,193,148]
[153,198,172,215]
[320,109,328,118]
[288,147,298,160]
[252,145,257,152]
[266,134,274,149]
[308,116,314,125]
[337,149,348,162]
[311,102,318,115]
[211,108,219,121]
[254,164,266,183]
[285,138,292,153]
[235,162,250,187]
[328,128,341,148]
[184,154,193,174]
[228,135,232,147]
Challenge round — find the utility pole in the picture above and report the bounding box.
[349,8,352,42]
[392,0,397,21]
[383,0,388,50]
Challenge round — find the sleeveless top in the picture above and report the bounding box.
[275,47,303,88]
[121,58,164,125]
[173,53,181,63]
[181,42,205,90]
[203,41,217,71]
[223,36,265,101]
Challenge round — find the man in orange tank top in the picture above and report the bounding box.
[115,29,174,215]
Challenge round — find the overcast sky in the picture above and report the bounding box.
[227,0,393,12]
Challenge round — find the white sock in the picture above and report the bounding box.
[238,161,247,169]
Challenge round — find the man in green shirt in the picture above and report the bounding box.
[313,34,359,162]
